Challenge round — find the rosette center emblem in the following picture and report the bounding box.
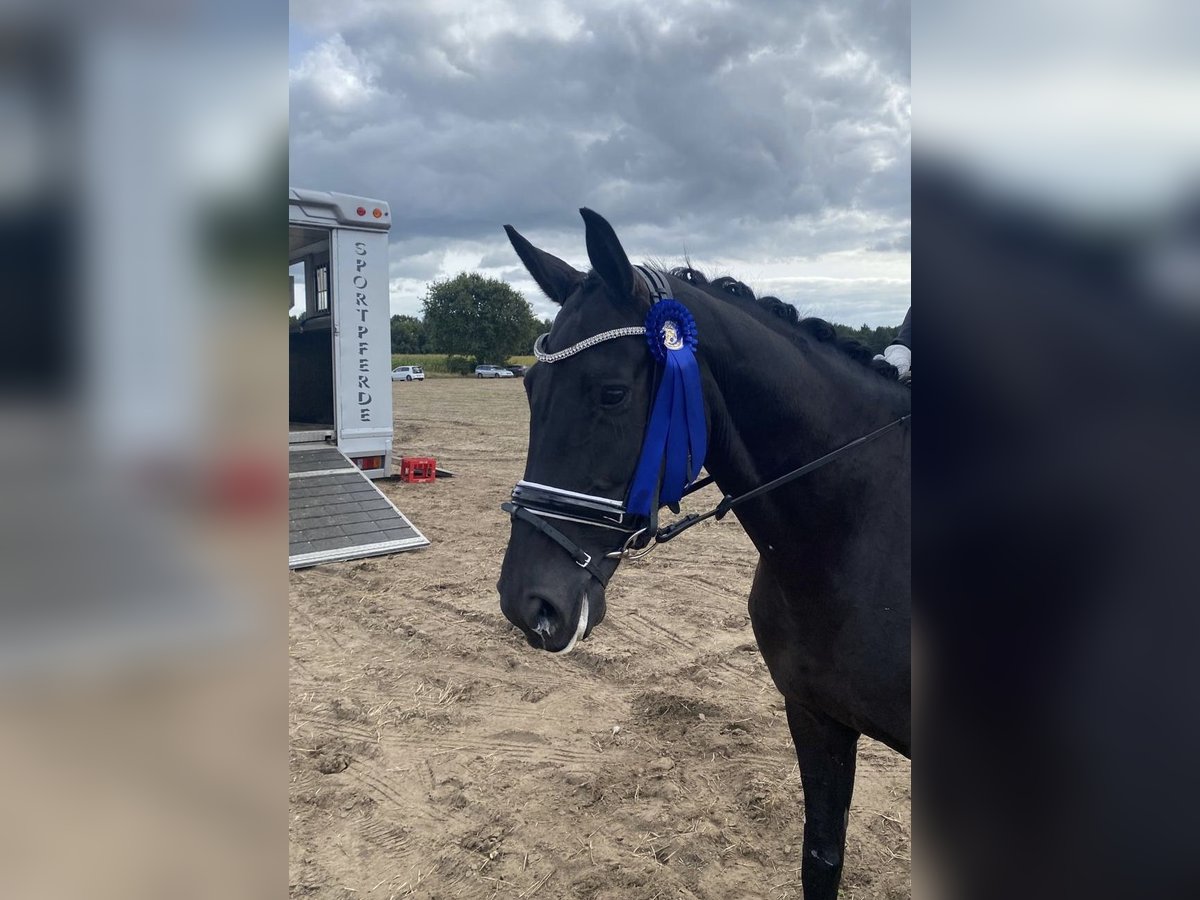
[661,320,684,351]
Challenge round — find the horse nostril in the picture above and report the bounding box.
[532,598,557,638]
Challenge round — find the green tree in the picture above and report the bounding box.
[390,314,428,353]
[422,273,538,364]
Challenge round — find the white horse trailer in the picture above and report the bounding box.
[288,188,428,567]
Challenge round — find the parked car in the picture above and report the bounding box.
[505,364,527,377]
[391,365,425,382]
[474,364,515,379]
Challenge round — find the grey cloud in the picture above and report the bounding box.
[292,0,909,323]
[478,249,523,269]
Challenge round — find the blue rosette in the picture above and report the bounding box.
[644,300,699,362]
[628,300,708,516]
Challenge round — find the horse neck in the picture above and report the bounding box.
[688,293,908,545]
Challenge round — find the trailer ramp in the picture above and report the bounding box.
[289,447,429,568]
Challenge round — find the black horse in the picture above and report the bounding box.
[497,209,910,900]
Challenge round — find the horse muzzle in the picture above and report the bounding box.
[498,583,605,654]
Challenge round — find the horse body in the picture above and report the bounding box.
[497,210,909,899]
[686,295,912,753]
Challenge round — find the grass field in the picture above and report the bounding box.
[390,353,536,375]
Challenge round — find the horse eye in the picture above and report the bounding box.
[600,385,628,406]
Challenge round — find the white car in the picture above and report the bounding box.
[474,364,514,379]
[391,365,425,382]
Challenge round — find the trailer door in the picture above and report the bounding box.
[331,227,394,472]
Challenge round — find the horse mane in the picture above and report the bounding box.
[666,266,901,381]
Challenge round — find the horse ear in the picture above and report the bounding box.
[580,208,642,304]
[504,225,583,305]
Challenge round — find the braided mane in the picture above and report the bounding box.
[666,266,899,380]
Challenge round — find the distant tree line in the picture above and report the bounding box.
[830,323,901,355]
[391,271,902,363]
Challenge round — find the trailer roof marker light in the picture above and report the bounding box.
[373,208,384,218]
[356,206,367,216]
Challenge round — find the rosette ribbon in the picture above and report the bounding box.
[627,300,707,517]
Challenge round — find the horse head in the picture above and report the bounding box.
[496,209,670,653]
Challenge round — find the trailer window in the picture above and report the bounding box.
[289,262,305,317]
[315,265,329,312]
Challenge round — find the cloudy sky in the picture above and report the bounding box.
[290,0,910,326]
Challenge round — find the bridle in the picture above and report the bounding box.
[501,266,911,586]
[501,266,676,584]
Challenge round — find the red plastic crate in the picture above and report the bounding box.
[400,456,437,483]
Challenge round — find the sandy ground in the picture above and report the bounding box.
[289,378,910,899]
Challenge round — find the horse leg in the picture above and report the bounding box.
[786,700,859,900]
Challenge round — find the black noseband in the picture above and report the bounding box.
[509,481,636,530]
[502,480,657,586]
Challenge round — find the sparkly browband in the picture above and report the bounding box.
[531,266,674,365]
[533,326,645,364]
